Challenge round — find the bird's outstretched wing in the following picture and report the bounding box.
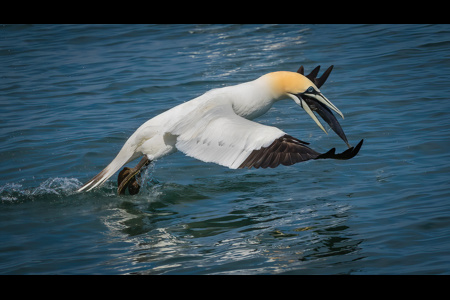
[172,102,363,169]
[239,135,363,169]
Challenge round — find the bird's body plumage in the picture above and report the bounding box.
[78,68,362,193]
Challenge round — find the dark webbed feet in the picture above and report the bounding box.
[117,156,151,195]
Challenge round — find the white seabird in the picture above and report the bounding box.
[77,65,363,194]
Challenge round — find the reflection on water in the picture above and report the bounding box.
[98,170,364,274]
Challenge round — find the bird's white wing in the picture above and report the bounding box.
[170,99,364,170]
[171,102,285,169]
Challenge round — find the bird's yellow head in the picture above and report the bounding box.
[266,71,318,97]
[264,69,349,147]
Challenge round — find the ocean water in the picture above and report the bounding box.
[1,24,449,274]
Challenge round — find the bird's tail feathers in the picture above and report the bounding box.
[77,145,138,193]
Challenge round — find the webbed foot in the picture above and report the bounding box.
[117,156,151,195]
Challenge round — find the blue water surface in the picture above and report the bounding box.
[1,24,449,274]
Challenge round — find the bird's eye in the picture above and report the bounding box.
[306,86,315,93]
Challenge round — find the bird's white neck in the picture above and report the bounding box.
[227,75,281,120]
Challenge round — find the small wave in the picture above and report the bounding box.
[0,177,83,202]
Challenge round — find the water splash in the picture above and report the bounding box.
[0,162,164,202]
[0,177,83,202]
[134,161,161,195]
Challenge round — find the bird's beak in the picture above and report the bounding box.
[288,92,350,148]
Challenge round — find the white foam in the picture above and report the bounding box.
[0,177,83,201]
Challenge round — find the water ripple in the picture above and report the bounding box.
[1,24,450,274]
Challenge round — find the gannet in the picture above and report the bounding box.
[77,65,363,194]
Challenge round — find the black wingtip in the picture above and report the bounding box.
[315,65,334,88]
[316,139,363,160]
[296,65,334,88]
[339,139,363,160]
[306,66,321,82]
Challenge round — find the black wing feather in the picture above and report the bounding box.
[238,135,363,169]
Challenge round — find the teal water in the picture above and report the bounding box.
[1,24,450,274]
